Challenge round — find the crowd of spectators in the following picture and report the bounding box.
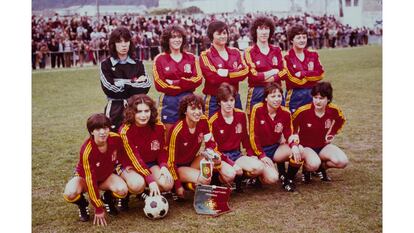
[32,12,382,70]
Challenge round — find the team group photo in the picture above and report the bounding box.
[31,0,383,232]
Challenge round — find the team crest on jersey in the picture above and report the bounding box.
[184,64,192,73]
[198,133,204,143]
[274,122,283,133]
[220,129,224,134]
[233,61,238,69]
[235,123,242,134]
[151,140,160,151]
[256,60,260,65]
[272,56,278,65]
[325,119,332,129]
[165,66,170,71]
[260,120,265,125]
[96,162,100,167]
[308,62,314,71]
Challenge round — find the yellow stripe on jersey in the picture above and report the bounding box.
[109,132,120,137]
[200,49,217,72]
[328,103,346,133]
[208,112,219,132]
[167,121,183,180]
[158,94,164,122]
[205,95,211,117]
[246,87,254,114]
[82,142,104,208]
[244,47,258,76]
[152,53,181,89]
[292,103,312,121]
[249,103,263,156]
[120,124,151,176]
[285,89,293,110]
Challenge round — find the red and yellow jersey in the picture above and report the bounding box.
[119,122,168,168]
[200,46,248,96]
[249,102,293,159]
[283,48,324,90]
[153,52,202,96]
[292,103,346,148]
[118,123,158,185]
[209,109,255,156]
[244,44,286,87]
[75,133,122,214]
[167,116,223,189]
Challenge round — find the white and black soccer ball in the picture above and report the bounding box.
[143,195,169,219]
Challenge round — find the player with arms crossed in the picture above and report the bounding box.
[244,16,285,115]
[153,25,202,134]
[291,81,348,183]
[283,24,324,113]
[200,20,249,117]
[167,94,237,199]
[63,113,128,226]
[100,27,151,131]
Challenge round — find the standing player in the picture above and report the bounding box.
[100,26,151,132]
[244,16,285,115]
[63,113,128,226]
[167,94,237,199]
[153,25,202,134]
[200,20,249,117]
[117,94,171,210]
[292,81,348,182]
[284,24,324,113]
[209,83,265,191]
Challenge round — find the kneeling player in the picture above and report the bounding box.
[167,94,237,199]
[63,113,128,226]
[209,83,265,192]
[292,81,348,182]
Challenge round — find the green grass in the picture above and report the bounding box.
[32,45,382,233]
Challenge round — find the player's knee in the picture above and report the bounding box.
[128,181,145,194]
[336,156,349,169]
[306,157,322,171]
[63,192,78,202]
[159,180,173,192]
[113,184,128,197]
[251,161,265,175]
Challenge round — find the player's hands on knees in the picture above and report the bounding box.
[160,166,173,185]
[291,145,302,164]
[93,212,107,226]
[176,186,185,198]
[233,164,243,176]
[149,181,161,196]
[260,157,274,167]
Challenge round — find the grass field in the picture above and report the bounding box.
[32,45,382,233]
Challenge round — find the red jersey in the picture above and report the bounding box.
[200,46,249,96]
[75,132,122,214]
[209,109,255,156]
[283,48,324,90]
[244,44,286,87]
[119,124,157,185]
[292,103,346,148]
[167,116,226,189]
[153,52,202,96]
[249,102,293,159]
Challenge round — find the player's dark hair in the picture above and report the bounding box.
[264,82,283,100]
[108,26,136,59]
[87,113,111,135]
[178,94,204,120]
[207,20,229,41]
[311,81,333,103]
[124,94,158,128]
[216,82,236,104]
[250,16,275,43]
[287,24,307,43]
[161,24,187,53]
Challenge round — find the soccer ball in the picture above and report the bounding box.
[143,195,169,219]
